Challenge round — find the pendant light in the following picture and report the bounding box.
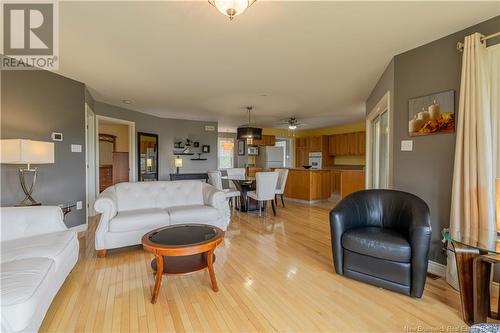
[208,0,256,21]
[237,106,262,144]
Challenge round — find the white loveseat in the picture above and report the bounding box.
[94,180,229,255]
[0,206,79,333]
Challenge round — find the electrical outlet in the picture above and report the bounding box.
[76,201,83,210]
[401,140,413,152]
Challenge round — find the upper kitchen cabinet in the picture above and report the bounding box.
[307,136,323,151]
[252,135,276,147]
[328,132,366,156]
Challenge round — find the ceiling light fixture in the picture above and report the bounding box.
[208,0,256,20]
[237,106,262,144]
[288,125,297,130]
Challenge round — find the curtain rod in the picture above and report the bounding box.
[457,31,500,52]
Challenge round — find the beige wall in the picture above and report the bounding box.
[99,123,129,152]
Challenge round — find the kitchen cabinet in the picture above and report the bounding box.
[295,147,308,167]
[308,136,322,151]
[246,166,263,177]
[253,135,276,147]
[296,137,307,148]
[332,170,341,194]
[327,131,366,156]
[357,132,366,155]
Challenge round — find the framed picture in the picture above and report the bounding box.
[408,90,455,136]
[238,140,245,156]
[202,145,210,153]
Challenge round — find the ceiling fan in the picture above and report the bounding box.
[275,117,306,130]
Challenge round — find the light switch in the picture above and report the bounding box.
[76,201,83,210]
[401,140,413,152]
[71,144,82,153]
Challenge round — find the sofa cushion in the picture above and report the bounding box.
[1,258,55,333]
[114,181,204,212]
[167,205,220,224]
[341,227,411,263]
[109,208,170,233]
[1,231,77,271]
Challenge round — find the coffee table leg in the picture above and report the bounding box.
[152,254,163,304]
[207,249,219,292]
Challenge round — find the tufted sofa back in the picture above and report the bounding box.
[112,180,205,212]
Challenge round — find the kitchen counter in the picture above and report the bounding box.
[284,169,331,201]
[284,166,366,202]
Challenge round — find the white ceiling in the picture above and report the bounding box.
[57,1,499,131]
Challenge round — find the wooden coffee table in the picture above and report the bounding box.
[141,224,224,304]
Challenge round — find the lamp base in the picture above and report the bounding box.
[18,168,40,206]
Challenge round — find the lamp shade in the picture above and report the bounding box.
[0,139,54,164]
[237,127,262,140]
[174,157,183,168]
[146,158,153,168]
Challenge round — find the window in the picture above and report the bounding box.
[218,138,234,169]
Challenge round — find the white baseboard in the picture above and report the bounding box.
[427,260,446,278]
[70,224,88,233]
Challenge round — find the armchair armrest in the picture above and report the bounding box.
[1,206,67,242]
[329,195,371,274]
[407,200,432,298]
[202,183,230,230]
[94,187,118,250]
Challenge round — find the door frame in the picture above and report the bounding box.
[85,103,96,226]
[95,115,137,194]
[366,91,392,189]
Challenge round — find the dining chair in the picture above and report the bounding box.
[246,172,279,217]
[274,168,289,208]
[208,170,241,211]
[225,168,246,190]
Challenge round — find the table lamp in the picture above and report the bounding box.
[174,156,183,174]
[0,139,54,206]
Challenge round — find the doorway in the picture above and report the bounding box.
[95,116,136,193]
[85,104,96,220]
[275,138,292,168]
[366,91,392,189]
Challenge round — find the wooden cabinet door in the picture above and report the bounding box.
[357,132,366,155]
[332,170,341,194]
[328,135,336,155]
[267,135,276,146]
[295,147,307,167]
[347,133,358,155]
[296,137,306,148]
[340,134,349,155]
[308,136,322,151]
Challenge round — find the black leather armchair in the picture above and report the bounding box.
[329,189,432,298]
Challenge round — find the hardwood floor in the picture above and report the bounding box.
[40,203,466,332]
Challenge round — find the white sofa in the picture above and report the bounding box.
[94,180,229,255]
[0,206,79,333]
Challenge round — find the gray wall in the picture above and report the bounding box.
[1,69,86,228]
[366,15,500,264]
[94,102,218,179]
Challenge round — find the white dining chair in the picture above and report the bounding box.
[274,168,289,208]
[246,171,279,217]
[208,170,241,211]
[225,168,246,190]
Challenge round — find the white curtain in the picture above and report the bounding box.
[447,33,499,288]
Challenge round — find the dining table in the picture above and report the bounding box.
[221,175,262,212]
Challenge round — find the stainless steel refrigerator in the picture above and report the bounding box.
[256,146,284,169]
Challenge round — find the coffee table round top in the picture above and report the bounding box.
[142,224,224,256]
